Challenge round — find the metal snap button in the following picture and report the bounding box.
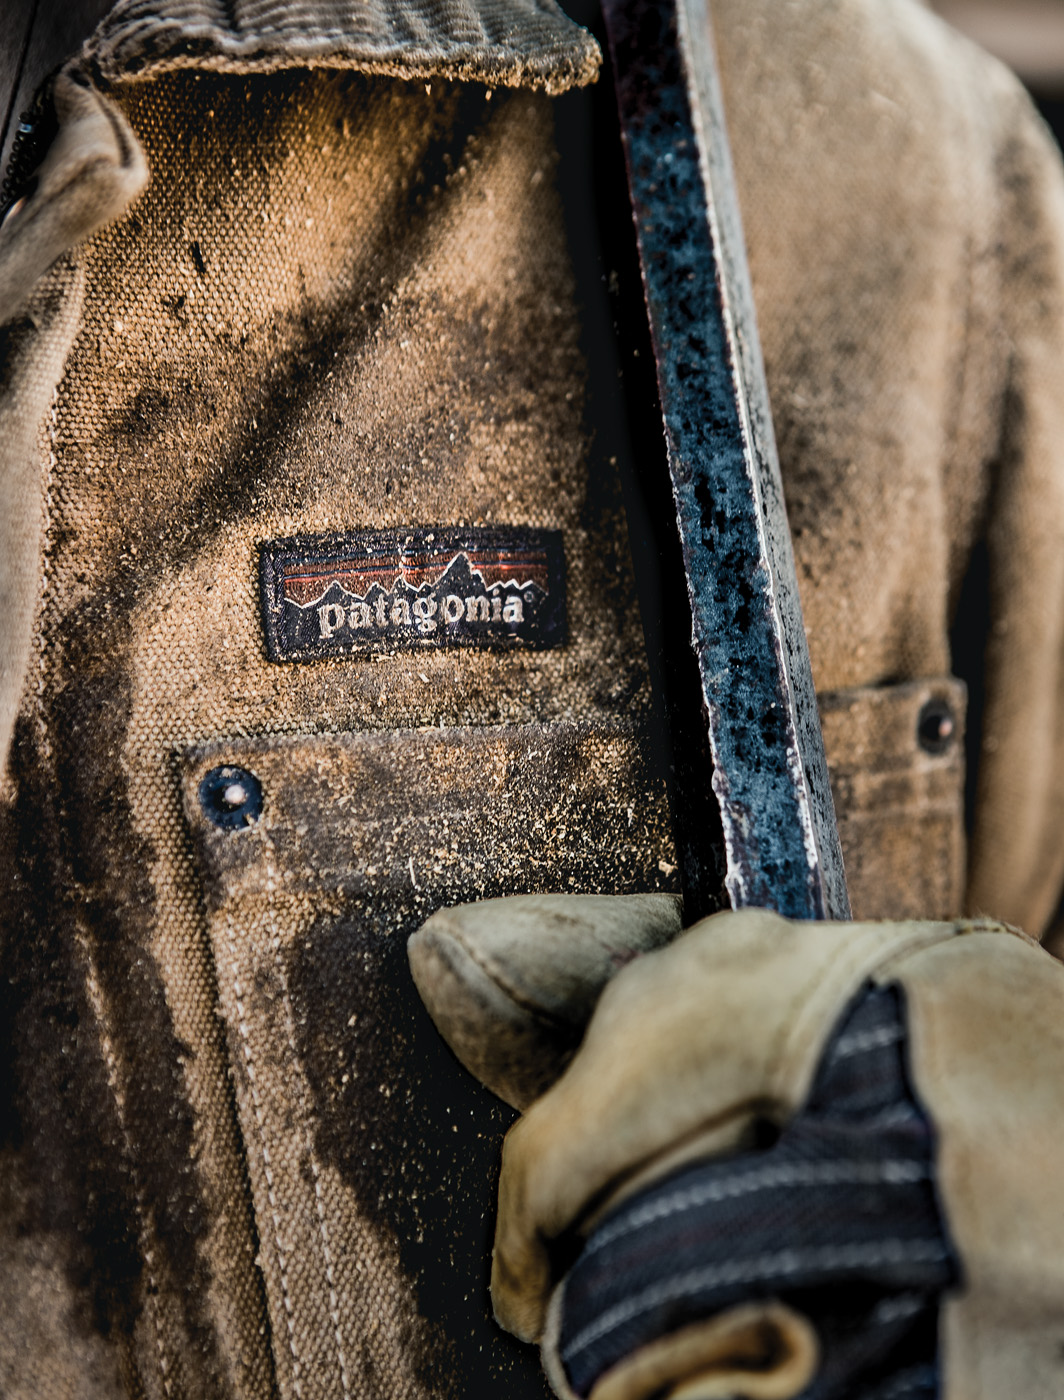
[917,699,955,756]
[199,765,263,829]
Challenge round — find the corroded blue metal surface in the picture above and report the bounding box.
[601,0,850,919]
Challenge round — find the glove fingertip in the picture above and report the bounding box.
[490,1235,553,1345]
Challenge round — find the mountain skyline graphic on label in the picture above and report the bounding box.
[260,527,566,661]
[280,546,552,609]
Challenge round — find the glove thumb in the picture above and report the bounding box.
[408,893,683,1109]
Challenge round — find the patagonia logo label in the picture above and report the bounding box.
[260,527,566,661]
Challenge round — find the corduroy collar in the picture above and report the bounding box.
[85,0,601,94]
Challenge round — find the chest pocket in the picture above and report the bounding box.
[181,720,674,1400]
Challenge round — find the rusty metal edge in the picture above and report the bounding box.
[601,0,850,919]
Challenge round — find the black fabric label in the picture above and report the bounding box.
[260,526,566,661]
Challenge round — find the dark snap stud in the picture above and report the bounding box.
[917,699,956,756]
[199,765,263,830]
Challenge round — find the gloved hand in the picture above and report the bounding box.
[409,897,1064,1400]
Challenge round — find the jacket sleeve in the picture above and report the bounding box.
[964,65,1064,936]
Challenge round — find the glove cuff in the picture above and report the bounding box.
[542,1285,818,1400]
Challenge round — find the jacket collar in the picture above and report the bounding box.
[86,0,600,94]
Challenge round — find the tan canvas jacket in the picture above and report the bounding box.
[1,0,1064,1397]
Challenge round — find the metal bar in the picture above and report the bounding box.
[600,0,851,919]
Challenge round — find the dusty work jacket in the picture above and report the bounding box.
[1,0,1063,1397]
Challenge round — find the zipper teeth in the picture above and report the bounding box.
[0,84,56,221]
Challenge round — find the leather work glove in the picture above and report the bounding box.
[409,897,1064,1400]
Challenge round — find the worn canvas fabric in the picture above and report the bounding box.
[0,5,664,1398]
[2,0,1064,1396]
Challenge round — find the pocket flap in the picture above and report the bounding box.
[819,678,967,922]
